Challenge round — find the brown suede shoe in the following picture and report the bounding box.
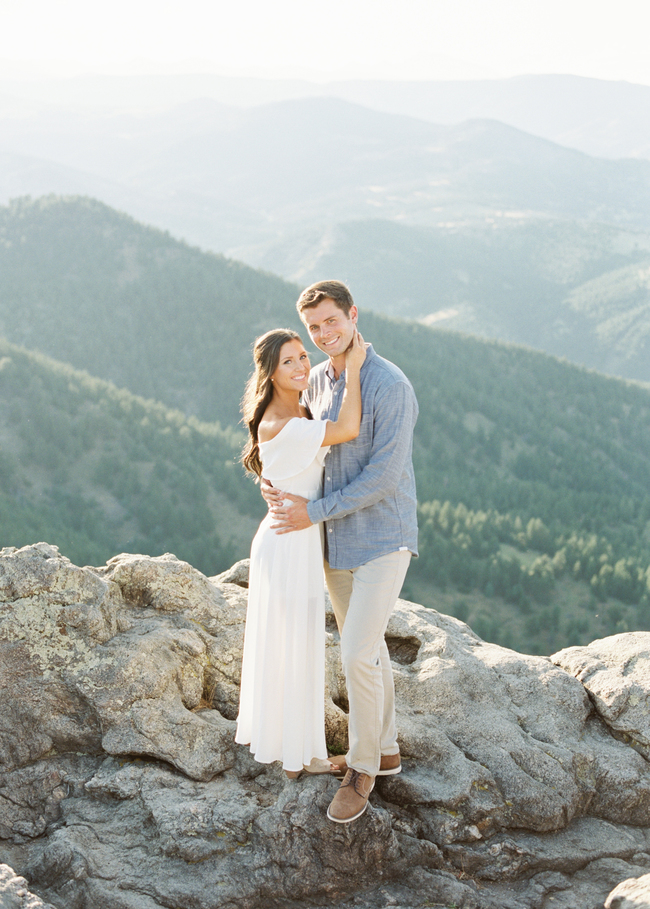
[378,752,402,776]
[328,752,401,778]
[327,769,375,823]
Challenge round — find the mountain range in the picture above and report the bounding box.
[2,195,650,654]
[3,72,650,160]
[4,97,650,244]
[3,83,650,388]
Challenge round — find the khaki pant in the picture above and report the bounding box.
[324,549,412,777]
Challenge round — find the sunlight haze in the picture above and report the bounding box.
[1,0,649,85]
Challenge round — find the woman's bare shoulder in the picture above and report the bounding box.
[258,415,299,444]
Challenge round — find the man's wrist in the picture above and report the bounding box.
[306,500,324,524]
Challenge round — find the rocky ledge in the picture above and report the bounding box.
[2,543,650,909]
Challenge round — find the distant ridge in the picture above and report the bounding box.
[2,72,649,159]
[317,74,650,161]
[3,95,650,252]
[3,91,650,378]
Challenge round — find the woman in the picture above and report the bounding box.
[235,327,366,778]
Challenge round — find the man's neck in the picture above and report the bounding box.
[329,354,346,380]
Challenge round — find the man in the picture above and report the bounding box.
[267,280,418,824]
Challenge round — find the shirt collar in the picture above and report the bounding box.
[325,343,376,385]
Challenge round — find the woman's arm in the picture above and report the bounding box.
[322,331,366,446]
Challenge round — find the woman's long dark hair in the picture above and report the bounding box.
[241,328,302,477]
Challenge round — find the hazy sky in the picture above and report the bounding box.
[1,0,648,86]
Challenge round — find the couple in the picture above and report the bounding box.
[235,280,418,824]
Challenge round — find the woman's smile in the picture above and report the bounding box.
[271,339,311,393]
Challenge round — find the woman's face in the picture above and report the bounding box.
[271,339,310,393]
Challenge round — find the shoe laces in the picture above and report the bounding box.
[342,768,371,795]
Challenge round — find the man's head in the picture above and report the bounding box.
[296,280,358,366]
[296,280,355,317]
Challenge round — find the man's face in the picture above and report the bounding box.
[300,298,358,361]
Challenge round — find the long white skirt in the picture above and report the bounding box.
[235,512,328,771]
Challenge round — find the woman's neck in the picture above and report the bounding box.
[267,388,302,419]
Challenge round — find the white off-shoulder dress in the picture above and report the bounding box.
[235,417,330,772]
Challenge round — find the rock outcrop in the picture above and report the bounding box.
[605,872,650,908]
[2,543,650,908]
[0,864,56,908]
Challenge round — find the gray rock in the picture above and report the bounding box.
[380,606,650,837]
[211,558,250,588]
[4,544,650,909]
[0,755,100,844]
[553,633,650,759]
[100,550,229,621]
[0,545,235,781]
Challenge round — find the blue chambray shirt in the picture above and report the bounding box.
[303,344,419,570]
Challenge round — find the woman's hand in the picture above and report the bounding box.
[260,477,285,510]
[345,330,366,372]
[323,330,365,446]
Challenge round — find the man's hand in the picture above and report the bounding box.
[270,493,312,534]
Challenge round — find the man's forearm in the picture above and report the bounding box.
[307,382,416,524]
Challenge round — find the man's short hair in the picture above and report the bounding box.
[296,280,354,316]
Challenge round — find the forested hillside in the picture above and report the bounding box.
[363,312,650,651]
[2,195,650,654]
[0,195,298,426]
[247,217,650,384]
[0,338,261,573]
